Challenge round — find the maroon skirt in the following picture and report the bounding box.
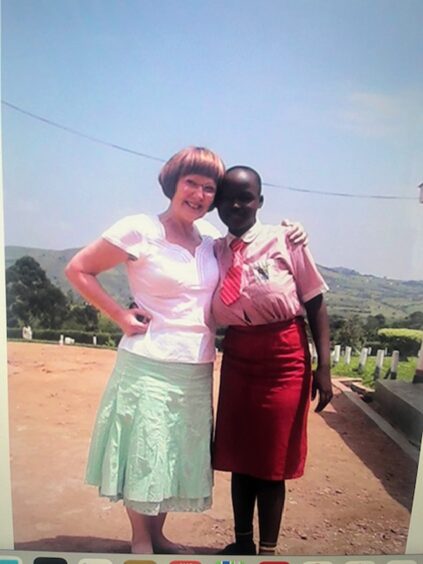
[213,317,312,481]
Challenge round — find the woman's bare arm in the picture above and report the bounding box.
[65,238,150,336]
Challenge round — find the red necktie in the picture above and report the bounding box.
[220,238,247,306]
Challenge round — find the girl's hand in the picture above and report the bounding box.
[281,219,309,246]
[312,366,333,412]
[116,307,151,336]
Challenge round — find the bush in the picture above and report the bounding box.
[7,327,122,347]
[378,328,423,359]
[363,341,386,355]
[7,327,23,339]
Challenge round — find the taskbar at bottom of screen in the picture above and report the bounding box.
[0,550,422,564]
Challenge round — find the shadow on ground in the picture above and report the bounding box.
[14,537,217,555]
[320,392,418,511]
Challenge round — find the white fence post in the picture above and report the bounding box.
[93,335,97,346]
[413,341,423,384]
[344,346,352,365]
[386,350,400,380]
[358,347,368,374]
[373,349,385,380]
[59,334,64,346]
[333,344,341,365]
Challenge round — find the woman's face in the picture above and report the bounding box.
[171,174,217,221]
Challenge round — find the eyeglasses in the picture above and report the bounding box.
[183,178,217,196]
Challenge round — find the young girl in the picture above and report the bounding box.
[212,166,332,556]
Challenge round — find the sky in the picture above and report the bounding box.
[2,0,423,280]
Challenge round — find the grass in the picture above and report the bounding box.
[331,355,417,388]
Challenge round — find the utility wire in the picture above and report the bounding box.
[2,99,417,201]
[2,100,166,163]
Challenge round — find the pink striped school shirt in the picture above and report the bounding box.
[212,220,328,327]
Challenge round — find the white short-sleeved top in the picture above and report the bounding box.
[102,214,220,363]
[212,221,329,327]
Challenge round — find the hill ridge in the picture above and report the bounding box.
[6,245,423,319]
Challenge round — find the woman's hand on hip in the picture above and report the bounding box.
[312,365,333,412]
[116,307,151,336]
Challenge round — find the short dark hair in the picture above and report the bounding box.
[223,165,262,194]
[158,147,226,210]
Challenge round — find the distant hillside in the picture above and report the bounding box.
[5,246,423,319]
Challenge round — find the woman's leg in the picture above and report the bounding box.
[127,509,184,554]
[256,479,286,555]
[221,472,257,554]
[150,512,185,553]
[126,507,153,554]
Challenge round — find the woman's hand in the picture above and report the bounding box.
[116,307,151,336]
[281,219,309,246]
[312,365,333,412]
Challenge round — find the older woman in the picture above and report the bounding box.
[66,148,307,554]
[66,147,225,554]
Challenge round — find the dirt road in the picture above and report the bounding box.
[7,342,418,555]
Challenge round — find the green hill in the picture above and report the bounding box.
[5,246,423,319]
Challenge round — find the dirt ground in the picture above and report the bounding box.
[7,341,418,556]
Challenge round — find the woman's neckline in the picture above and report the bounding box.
[155,214,205,258]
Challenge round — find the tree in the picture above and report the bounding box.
[6,256,69,329]
[337,315,366,351]
[364,314,386,339]
[63,303,99,331]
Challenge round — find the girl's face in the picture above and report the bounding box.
[217,170,263,236]
[171,174,217,221]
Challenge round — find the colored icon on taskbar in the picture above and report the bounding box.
[34,558,68,564]
[124,560,156,564]
[0,558,23,564]
[170,560,201,564]
[259,561,290,564]
[216,560,245,564]
[79,559,113,564]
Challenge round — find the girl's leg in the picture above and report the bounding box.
[221,472,257,554]
[256,479,286,555]
[150,512,185,553]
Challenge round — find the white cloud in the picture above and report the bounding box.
[337,90,423,139]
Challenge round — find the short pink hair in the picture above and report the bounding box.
[159,146,225,209]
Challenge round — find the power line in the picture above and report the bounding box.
[2,100,166,163]
[2,99,418,201]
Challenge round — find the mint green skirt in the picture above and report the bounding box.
[85,349,213,515]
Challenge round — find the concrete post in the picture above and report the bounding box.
[59,334,64,346]
[387,350,400,380]
[358,347,368,374]
[413,340,423,384]
[93,335,97,346]
[345,346,352,365]
[333,344,341,365]
[373,349,385,380]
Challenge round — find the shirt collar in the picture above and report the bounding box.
[226,219,262,246]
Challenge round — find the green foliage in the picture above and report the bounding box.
[329,315,365,351]
[62,304,99,331]
[332,355,417,388]
[7,327,122,347]
[392,311,423,330]
[6,256,69,329]
[98,313,120,333]
[378,328,423,358]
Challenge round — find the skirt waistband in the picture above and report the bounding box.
[227,316,305,335]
